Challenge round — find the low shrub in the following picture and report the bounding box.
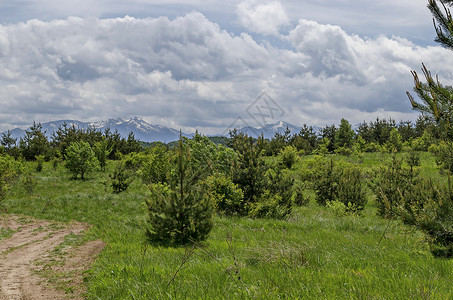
[277,145,299,169]
[249,191,292,219]
[109,161,134,194]
[204,174,245,216]
[313,158,366,213]
[396,178,453,258]
[35,155,44,172]
[291,183,310,206]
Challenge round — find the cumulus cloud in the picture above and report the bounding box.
[0,12,452,134]
[236,0,289,36]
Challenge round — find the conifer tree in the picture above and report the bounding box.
[404,0,453,257]
[145,135,213,245]
[408,0,453,140]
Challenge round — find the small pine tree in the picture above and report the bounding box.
[110,161,133,193]
[35,155,45,172]
[145,136,213,245]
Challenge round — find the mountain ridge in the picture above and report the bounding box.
[1,117,317,143]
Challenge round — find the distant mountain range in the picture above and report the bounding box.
[1,117,321,143]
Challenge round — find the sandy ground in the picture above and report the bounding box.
[0,215,104,300]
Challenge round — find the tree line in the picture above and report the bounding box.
[1,122,141,161]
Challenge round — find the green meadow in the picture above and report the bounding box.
[3,152,452,299]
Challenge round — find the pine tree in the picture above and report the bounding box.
[408,0,453,140]
[145,135,213,245]
[335,118,355,149]
[404,0,453,257]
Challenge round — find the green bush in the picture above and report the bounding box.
[369,154,415,217]
[0,155,21,210]
[35,154,45,172]
[204,174,245,216]
[277,145,299,169]
[22,171,37,195]
[94,139,111,172]
[64,141,98,180]
[428,141,453,173]
[249,191,292,219]
[313,159,366,213]
[369,155,415,217]
[123,152,149,171]
[334,146,353,156]
[109,161,134,194]
[139,146,169,185]
[230,132,267,205]
[386,128,403,152]
[337,166,367,213]
[51,157,60,171]
[313,159,339,206]
[145,138,213,246]
[291,183,309,206]
[396,178,453,258]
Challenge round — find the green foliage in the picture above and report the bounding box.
[22,171,37,195]
[51,157,60,171]
[412,130,433,151]
[405,148,421,170]
[369,154,416,217]
[289,124,318,153]
[229,131,267,205]
[187,133,236,176]
[313,159,339,206]
[313,159,366,213]
[334,146,353,156]
[1,130,19,158]
[313,137,330,156]
[267,126,291,156]
[109,161,134,194]
[0,155,21,210]
[277,145,299,169]
[19,122,50,161]
[204,174,245,216]
[138,145,170,185]
[336,166,367,212]
[386,128,403,152]
[251,167,294,219]
[326,200,347,216]
[94,139,112,172]
[145,137,213,245]
[35,154,45,172]
[123,152,150,171]
[396,177,453,257]
[291,183,309,206]
[428,141,453,173]
[64,142,98,180]
[335,118,355,149]
[249,190,291,219]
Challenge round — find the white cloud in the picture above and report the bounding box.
[0,12,452,134]
[236,0,289,36]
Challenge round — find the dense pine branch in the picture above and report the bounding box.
[429,0,453,48]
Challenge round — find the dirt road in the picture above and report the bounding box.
[0,215,104,300]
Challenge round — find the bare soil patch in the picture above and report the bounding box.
[0,215,104,300]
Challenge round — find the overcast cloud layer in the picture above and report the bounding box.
[0,1,450,134]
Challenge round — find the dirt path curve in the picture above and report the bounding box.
[0,215,105,300]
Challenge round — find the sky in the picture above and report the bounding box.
[0,0,451,134]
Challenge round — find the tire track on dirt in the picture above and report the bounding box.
[0,215,104,300]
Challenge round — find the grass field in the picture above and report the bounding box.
[3,152,453,299]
